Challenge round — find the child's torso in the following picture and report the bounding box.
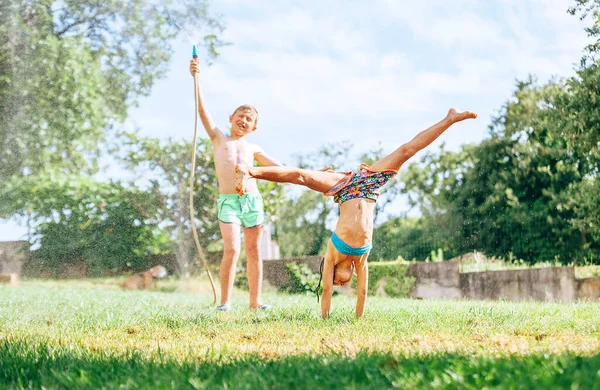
[334,198,376,247]
[213,137,258,194]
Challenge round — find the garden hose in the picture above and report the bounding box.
[189,45,217,304]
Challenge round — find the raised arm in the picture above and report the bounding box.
[189,59,223,141]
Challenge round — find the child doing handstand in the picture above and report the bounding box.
[234,108,477,318]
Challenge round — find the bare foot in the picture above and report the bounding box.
[447,108,477,123]
[234,164,250,195]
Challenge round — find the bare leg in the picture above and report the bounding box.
[244,225,264,308]
[370,108,477,172]
[236,165,346,195]
[219,222,241,306]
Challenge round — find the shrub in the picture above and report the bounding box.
[234,272,249,291]
[282,262,321,296]
[353,259,415,298]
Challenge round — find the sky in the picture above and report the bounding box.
[0,0,595,241]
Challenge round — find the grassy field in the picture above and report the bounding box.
[1,278,600,389]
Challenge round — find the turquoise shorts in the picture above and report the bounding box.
[217,193,264,228]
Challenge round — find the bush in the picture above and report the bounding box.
[281,262,321,296]
[1,174,170,275]
[352,259,415,298]
[234,272,249,291]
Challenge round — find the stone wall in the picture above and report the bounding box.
[263,256,597,302]
[262,256,323,288]
[577,277,600,301]
[460,267,577,302]
[407,259,462,299]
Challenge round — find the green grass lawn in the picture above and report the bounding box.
[1,278,600,389]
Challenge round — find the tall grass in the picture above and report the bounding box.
[1,279,600,389]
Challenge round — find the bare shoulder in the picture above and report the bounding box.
[250,142,265,154]
[210,127,226,143]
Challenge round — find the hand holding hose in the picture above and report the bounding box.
[189,58,200,76]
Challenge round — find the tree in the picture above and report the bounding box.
[373,0,600,264]
[0,173,169,274]
[400,78,600,264]
[371,216,439,262]
[0,0,225,180]
[120,134,220,276]
[568,0,600,64]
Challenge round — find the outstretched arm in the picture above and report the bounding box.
[254,146,283,167]
[354,257,369,319]
[189,59,223,141]
[321,247,335,319]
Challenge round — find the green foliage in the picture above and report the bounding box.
[257,180,287,226]
[352,260,415,298]
[120,135,221,274]
[275,191,333,258]
[430,248,444,262]
[0,22,109,178]
[387,5,600,265]
[282,262,321,296]
[0,1,227,271]
[0,173,169,273]
[234,271,249,291]
[372,217,456,261]
[401,77,600,264]
[568,0,600,64]
[0,0,225,180]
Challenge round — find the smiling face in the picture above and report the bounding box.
[229,105,259,137]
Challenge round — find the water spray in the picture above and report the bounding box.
[189,44,217,305]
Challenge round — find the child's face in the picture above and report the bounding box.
[333,259,354,286]
[229,109,257,136]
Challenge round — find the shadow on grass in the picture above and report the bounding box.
[1,338,599,389]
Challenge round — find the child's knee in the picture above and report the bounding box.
[223,246,241,260]
[245,252,260,264]
[244,242,261,256]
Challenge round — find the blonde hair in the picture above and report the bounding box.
[232,105,259,125]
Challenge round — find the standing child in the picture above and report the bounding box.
[189,58,281,311]
[235,109,477,318]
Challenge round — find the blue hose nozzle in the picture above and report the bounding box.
[192,45,198,59]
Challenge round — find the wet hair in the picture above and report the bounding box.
[316,259,350,302]
[232,104,259,125]
[316,258,326,303]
